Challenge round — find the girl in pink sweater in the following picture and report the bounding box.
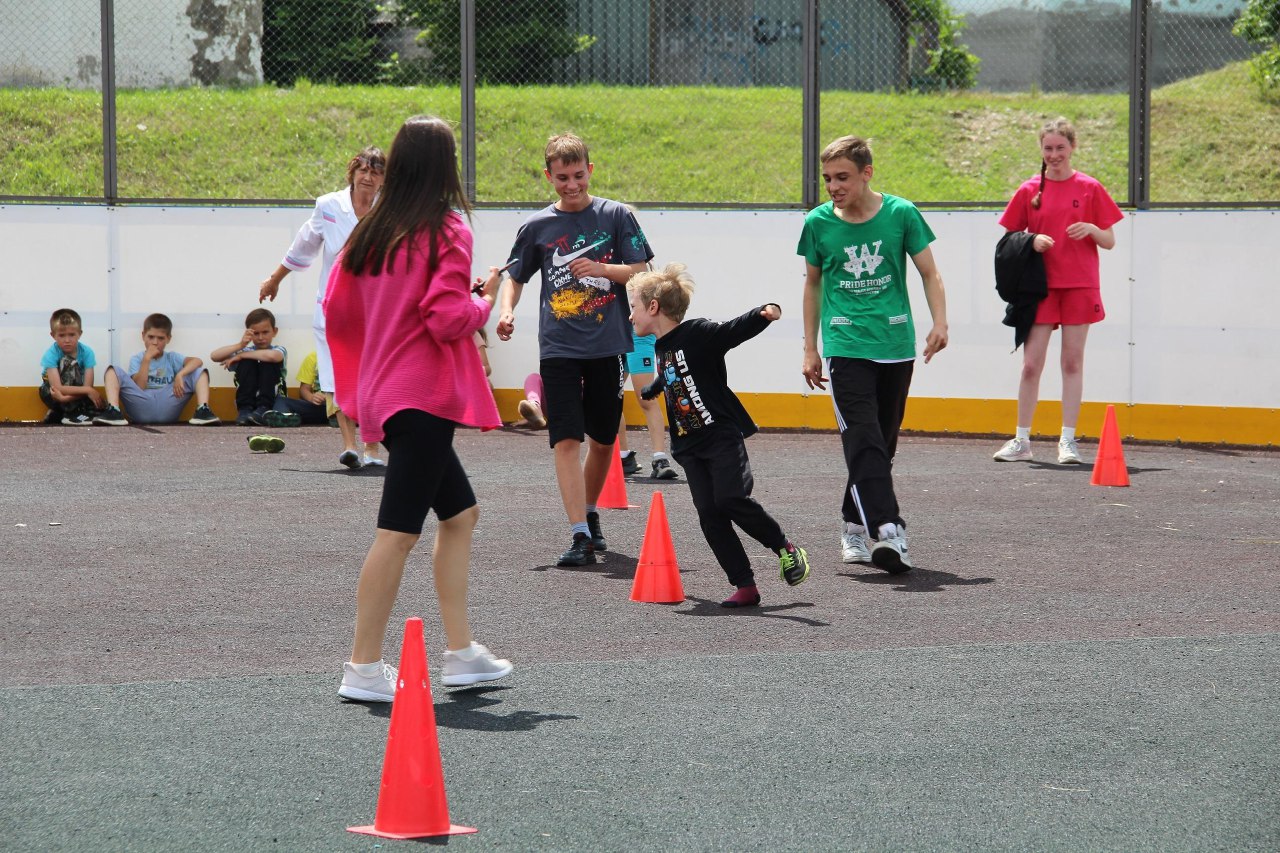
[324,115,512,701]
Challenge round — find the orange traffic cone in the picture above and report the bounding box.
[630,491,684,603]
[348,618,477,839]
[1090,404,1130,487]
[597,447,634,509]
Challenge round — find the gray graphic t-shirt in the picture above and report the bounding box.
[506,197,654,360]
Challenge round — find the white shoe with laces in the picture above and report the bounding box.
[339,660,397,702]
[841,523,872,564]
[1057,437,1083,464]
[441,642,512,687]
[993,437,1033,462]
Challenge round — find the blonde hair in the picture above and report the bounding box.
[544,132,589,170]
[627,262,695,323]
[821,135,873,171]
[1032,117,1077,210]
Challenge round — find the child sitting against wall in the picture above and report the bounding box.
[93,312,220,426]
[38,307,103,426]
[210,308,288,427]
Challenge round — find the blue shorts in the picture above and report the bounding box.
[114,365,203,424]
[625,334,656,375]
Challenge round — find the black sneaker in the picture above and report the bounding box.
[556,532,596,567]
[235,410,255,426]
[93,405,128,426]
[651,457,678,480]
[42,409,62,425]
[620,452,639,476]
[189,404,220,425]
[586,511,606,552]
[263,409,301,428]
[61,413,93,426]
[778,544,811,586]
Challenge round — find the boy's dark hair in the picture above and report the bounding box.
[143,313,173,335]
[245,307,276,328]
[343,115,471,278]
[820,135,873,171]
[49,308,82,332]
[545,132,589,170]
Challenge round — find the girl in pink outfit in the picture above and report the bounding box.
[324,115,512,701]
[993,116,1123,467]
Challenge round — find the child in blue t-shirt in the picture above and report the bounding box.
[38,308,102,425]
[93,313,220,426]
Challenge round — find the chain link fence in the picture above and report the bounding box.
[1,0,1274,205]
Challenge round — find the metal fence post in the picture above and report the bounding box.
[802,0,820,210]
[461,0,477,203]
[1128,0,1152,209]
[100,0,117,204]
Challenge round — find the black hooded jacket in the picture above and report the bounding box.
[994,230,1047,351]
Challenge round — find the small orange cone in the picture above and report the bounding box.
[1090,404,1130,487]
[630,491,684,603]
[348,618,477,839]
[596,447,634,509]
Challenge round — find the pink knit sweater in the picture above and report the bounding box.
[323,213,500,443]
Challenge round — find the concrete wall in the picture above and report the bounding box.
[1,204,1276,444]
[0,0,261,89]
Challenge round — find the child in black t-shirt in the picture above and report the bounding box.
[628,263,809,607]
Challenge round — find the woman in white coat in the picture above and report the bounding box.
[259,147,385,468]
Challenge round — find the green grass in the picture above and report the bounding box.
[1,64,1276,204]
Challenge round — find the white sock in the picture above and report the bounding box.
[1015,426,1031,440]
[1061,427,1076,441]
[844,521,866,535]
[620,449,634,459]
[350,659,384,677]
[878,522,898,540]
[450,643,479,660]
[653,451,670,462]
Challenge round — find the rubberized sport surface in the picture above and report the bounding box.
[2,424,1276,852]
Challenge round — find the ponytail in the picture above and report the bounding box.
[1031,160,1047,210]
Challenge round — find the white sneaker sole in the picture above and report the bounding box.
[338,685,394,702]
[441,661,513,687]
[993,453,1033,462]
[1058,454,1082,465]
[842,549,872,565]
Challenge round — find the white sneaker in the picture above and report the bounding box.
[339,660,397,702]
[1057,437,1082,465]
[361,455,386,467]
[871,524,914,574]
[993,437,1033,462]
[841,523,872,564]
[441,642,512,687]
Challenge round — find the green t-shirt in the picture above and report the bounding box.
[797,194,935,360]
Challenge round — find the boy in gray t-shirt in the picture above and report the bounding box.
[489,132,654,568]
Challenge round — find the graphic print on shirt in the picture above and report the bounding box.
[544,230,617,323]
[657,348,713,438]
[832,238,899,329]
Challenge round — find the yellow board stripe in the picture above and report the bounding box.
[3,387,1274,448]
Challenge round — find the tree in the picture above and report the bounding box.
[1234,0,1280,98]
[387,0,596,85]
[262,0,380,86]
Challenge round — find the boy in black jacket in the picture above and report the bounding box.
[629,263,809,608]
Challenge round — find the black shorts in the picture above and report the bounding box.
[376,409,476,535]
[540,355,626,447]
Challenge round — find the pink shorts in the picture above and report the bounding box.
[1035,288,1105,327]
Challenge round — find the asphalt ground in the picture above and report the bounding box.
[1,423,1277,852]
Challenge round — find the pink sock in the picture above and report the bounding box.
[523,373,543,408]
[721,585,760,608]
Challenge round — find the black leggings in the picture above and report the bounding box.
[376,409,476,535]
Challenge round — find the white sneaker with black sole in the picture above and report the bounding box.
[871,523,914,574]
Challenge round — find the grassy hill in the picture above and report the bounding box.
[1,63,1275,204]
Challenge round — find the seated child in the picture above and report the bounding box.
[629,263,810,608]
[93,312,220,426]
[39,308,103,425]
[267,350,331,426]
[210,308,287,426]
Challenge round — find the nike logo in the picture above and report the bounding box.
[551,237,610,267]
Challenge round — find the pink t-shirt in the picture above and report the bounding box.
[323,213,500,442]
[999,171,1123,290]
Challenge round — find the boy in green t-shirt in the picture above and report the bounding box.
[797,135,949,574]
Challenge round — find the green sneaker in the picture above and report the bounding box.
[263,409,301,428]
[247,434,285,453]
[778,544,810,586]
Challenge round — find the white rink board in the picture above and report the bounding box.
[1,205,1276,412]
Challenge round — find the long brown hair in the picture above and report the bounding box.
[1031,116,1076,210]
[341,116,471,277]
